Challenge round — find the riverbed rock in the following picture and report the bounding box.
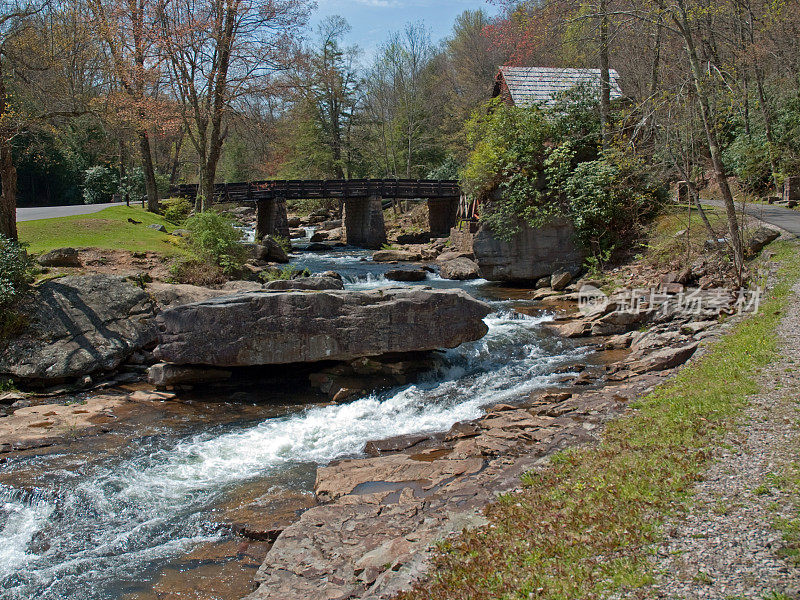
[550,270,572,291]
[384,269,427,282]
[264,277,345,291]
[260,236,289,263]
[153,288,491,367]
[37,247,81,267]
[626,342,699,373]
[0,275,158,383]
[372,249,422,262]
[148,363,232,387]
[147,282,231,308]
[439,257,480,281]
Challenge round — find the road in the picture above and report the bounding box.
[16,202,127,222]
[703,199,800,238]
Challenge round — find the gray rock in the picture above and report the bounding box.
[535,276,551,289]
[147,224,167,233]
[147,282,231,308]
[551,270,572,291]
[0,275,157,382]
[148,363,232,387]
[260,236,289,263]
[171,228,190,238]
[221,281,264,293]
[439,257,480,281]
[0,391,25,405]
[627,343,700,373]
[384,269,428,282]
[37,247,81,268]
[264,277,344,291]
[372,249,422,262]
[154,288,491,367]
[746,227,780,256]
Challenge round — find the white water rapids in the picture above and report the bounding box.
[0,285,583,599]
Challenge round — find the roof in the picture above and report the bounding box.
[493,66,623,107]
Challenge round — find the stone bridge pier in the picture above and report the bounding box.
[343,196,387,249]
[427,197,460,237]
[255,197,290,241]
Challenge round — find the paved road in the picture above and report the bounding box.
[16,202,127,222]
[703,199,800,238]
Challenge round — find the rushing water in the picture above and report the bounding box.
[0,247,584,600]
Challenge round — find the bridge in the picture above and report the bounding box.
[173,179,462,249]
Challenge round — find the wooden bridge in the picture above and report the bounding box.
[173,179,462,249]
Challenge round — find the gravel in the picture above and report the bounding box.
[645,280,800,599]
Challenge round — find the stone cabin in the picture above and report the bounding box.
[492,66,623,107]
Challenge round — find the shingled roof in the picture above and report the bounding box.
[493,66,623,107]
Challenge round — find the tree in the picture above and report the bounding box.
[158,0,312,211]
[0,0,45,240]
[87,0,165,212]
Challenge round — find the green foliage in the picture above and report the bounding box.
[462,99,555,241]
[0,236,36,338]
[184,210,247,275]
[82,165,119,204]
[427,156,461,180]
[461,95,663,251]
[162,197,192,225]
[561,150,666,254]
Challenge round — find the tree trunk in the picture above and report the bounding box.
[674,1,744,280]
[0,59,18,241]
[599,0,612,150]
[138,130,160,212]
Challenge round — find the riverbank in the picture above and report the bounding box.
[382,240,800,599]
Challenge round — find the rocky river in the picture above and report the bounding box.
[0,248,589,600]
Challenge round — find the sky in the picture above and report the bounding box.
[312,0,501,58]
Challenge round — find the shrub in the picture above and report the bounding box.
[260,265,310,282]
[83,165,118,204]
[184,210,247,275]
[162,197,192,225]
[0,235,36,338]
[168,258,227,286]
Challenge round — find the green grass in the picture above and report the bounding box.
[398,241,800,600]
[18,206,183,255]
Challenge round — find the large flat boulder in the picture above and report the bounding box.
[154,288,491,367]
[0,275,158,382]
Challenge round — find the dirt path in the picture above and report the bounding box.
[647,279,800,599]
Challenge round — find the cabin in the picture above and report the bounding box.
[492,66,623,108]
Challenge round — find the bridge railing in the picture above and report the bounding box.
[171,179,462,202]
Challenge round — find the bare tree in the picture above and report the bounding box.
[87,0,164,212]
[158,0,311,210]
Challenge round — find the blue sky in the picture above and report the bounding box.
[312,0,500,58]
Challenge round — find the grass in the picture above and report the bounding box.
[397,241,800,600]
[18,205,182,255]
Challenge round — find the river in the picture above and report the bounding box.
[0,247,586,600]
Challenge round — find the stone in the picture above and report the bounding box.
[627,343,699,373]
[0,391,25,405]
[129,390,177,402]
[396,232,431,245]
[681,321,717,336]
[384,269,427,282]
[221,281,264,293]
[171,228,190,238]
[148,224,167,233]
[318,220,343,231]
[147,363,232,387]
[449,219,585,282]
[437,250,473,262]
[439,257,480,281]
[147,282,231,308]
[535,276,551,289]
[260,236,289,263]
[309,231,329,243]
[287,216,302,227]
[264,276,344,291]
[37,247,81,267]
[320,271,343,281]
[154,288,491,367]
[550,270,572,291]
[746,227,781,257]
[372,249,422,262]
[0,275,157,382]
